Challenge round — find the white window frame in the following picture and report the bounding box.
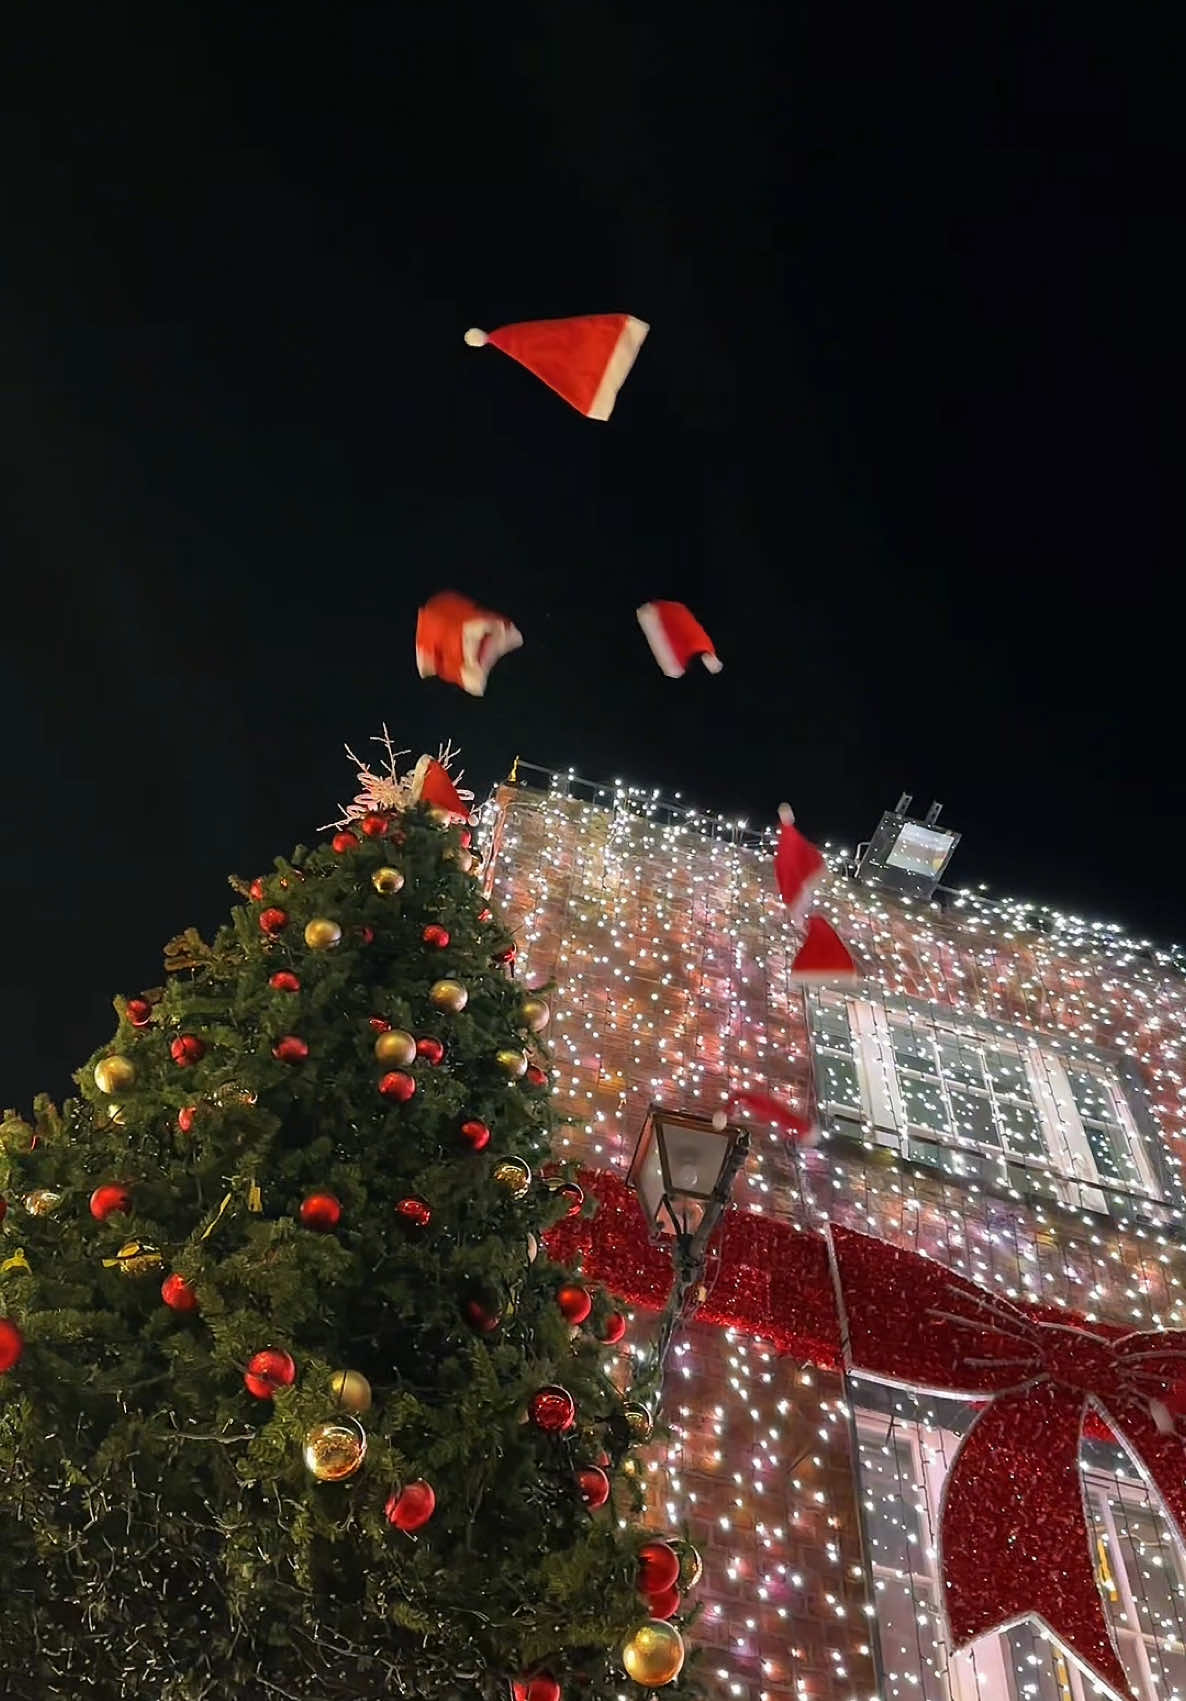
[809,993,1163,1212]
[857,1410,1186,1701]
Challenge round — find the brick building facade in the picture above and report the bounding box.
[484,772,1186,1701]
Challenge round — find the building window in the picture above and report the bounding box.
[807,992,1161,1212]
[856,1397,1186,1701]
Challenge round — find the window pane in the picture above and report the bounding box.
[1084,1122,1142,1190]
[893,1029,937,1077]
[986,1048,1034,1101]
[817,1051,861,1110]
[936,1034,987,1091]
[997,1098,1047,1162]
[1111,1502,1186,1644]
[948,1087,999,1147]
[1068,1069,1120,1125]
[900,1074,951,1135]
[873,1579,950,1701]
[1002,1623,1075,1701]
[811,998,854,1046]
[860,1435,929,1560]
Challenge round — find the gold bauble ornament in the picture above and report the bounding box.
[526,1231,539,1263]
[213,1080,258,1107]
[304,917,342,950]
[110,1240,163,1277]
[303,1415,367,1480]
[372,866,405,895]
[429,979,468,1014]
[443,847,474,873]
[330,1369,373,1414]
[670,1538,704,1591]
[374,1028,417,1066]
[520,996,551,1033]
[495,1047,528,1079]
[622,1621,685,1688]
[99,1102,127,1127]
[622,1401,654,1443]
[94,1055,136,1095]
[24,1189,62,1217]
[491,1156,533,1199]
[426,806,452,828]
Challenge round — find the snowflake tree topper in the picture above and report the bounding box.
[321,728,473,831]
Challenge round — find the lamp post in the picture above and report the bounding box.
[627,1105,750,1391]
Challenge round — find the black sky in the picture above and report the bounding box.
[2,8,1183,1109]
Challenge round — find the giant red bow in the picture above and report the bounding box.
[831,1227,1186,1699]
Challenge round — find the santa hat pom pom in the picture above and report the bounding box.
[712,1109,728,1132]
[778,803,794,825]
[464,328,489,348]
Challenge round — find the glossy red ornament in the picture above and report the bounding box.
[369,1016,391,1032]
[558,1181,585,1217]
[299,1192,341,1232]
[89,1184,132,1222]
[647,1583,680,1620]
[528,1385,575,1432]
[161,1273,199,1312]
[478,908,493,924]
[395,1196,432,1231]
[459,828,472,848]
[170,1033,205,1068]
[0,1196,7,1226]
[600,1311,627,1345]
[125,998,152,1028]
[269,970,301,992]
[525,1064,548,1088]
[385,1479,436,1532]
[637,1542,681,1595]
[0,1317,24,1373]
[249,877,266,901]
[359,813,388,838]
[177,1105,198,1134]
[459,1118,490,1152]
[422,924,450,949]
[272,1035,309,1064]
[556,1283,592,1325]
[331,830,358,852]
[464,1297,501,1333]
[416,1036,445,1065]
[493,942,516,964]
[243,1348,296,1399]
[512,1675,560,1701]
[356,925,374,944]
[577,1465,610,1508]
[259,907,289,936]
[379,1070,416,1102]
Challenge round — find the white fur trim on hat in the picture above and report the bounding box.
[778,803,794,825]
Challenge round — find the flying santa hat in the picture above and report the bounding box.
[464,313,649,420]
[712,1089,818,1146]
[415,591,523,697]
[636,601,722,678]
[789,915,859,986]
[774,804,826,918]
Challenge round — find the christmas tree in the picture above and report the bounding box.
[0,739,695,1701]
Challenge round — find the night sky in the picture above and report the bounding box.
[3,11,1182,1109]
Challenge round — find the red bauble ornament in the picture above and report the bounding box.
[170,1033,206,1068]
[385,1479,436,1532]
[369,1016,391,1032]
[161,1273,199,1312]
[259,907,289,936]
[356,925,374,944]
[525,1064,548,1088]
[359,813,388,838]
[422,924,450,949]
[600,1311,627,1345]
[378,1070,416,1102]
[395,1196,432,1231]
[89,1184,132,1222]
[459,1118,490,1152]
[558,1182,585,1217]
[647,1583,681,1621]
[299,1192,341,1232]
[513,1676,561,1701]
[0,1317,24,1374]
[243,1348,296,1399]
[528,1385,575,1432]
[0,1197,6,1226]
[249,877,267,901]
[458,827,472,848]
[331,830,359,853]
[269,970,301,992]
[637,1542,681,1595]
[177,1105,198,1134]
[126,998,152,1028]
[577,1465,611,1508]
[556,1283,592,1325]
[493,942,516,965]
[273,1035,309,1064]
[478,908,493,924]
[464,1297,501,1334]
[416,1036,445,1065]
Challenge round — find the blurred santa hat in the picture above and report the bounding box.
[789,916,859,986]
[712,1089,817,1146]
[774,805,825,917]
[465,313,648,420]
[636,601,722,678]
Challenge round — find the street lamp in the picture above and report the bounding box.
[627,1104,750,1383]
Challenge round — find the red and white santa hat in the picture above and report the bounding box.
[774,804,826,917]
[465,313,649,421]
[712,1089,818,1147]
[636,601,722,678]
[789,915,859,986]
